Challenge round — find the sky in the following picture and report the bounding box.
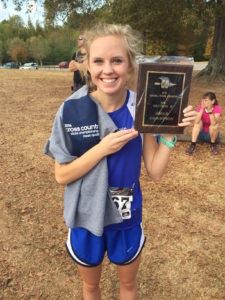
[0,0,44,25]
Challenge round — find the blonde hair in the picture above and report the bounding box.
[83,23,142,91]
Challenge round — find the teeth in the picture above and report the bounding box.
[102,78,116,83]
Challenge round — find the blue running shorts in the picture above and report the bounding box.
[66,223,145,267]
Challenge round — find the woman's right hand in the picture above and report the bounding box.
[69,60,78,72]
[99,129,138,156]
[55,129,138,185]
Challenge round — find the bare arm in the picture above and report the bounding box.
[55,129,138,185]
[195,108,204,124]
[143,134,172,182]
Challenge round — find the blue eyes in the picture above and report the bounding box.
[113,58,123,64]
[93,58,123,65]
[93,59,103,64]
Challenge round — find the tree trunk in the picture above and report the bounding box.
[198,15,225,79]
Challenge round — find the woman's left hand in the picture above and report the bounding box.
[178,105,197,127]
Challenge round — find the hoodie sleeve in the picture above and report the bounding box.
[43,104,76,164]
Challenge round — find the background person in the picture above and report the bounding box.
[45,23,197,300]
[69,35,86,92]
[186,91,222,155]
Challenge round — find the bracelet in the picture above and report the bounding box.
[159,135,177,149]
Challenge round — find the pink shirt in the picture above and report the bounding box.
[196,104,222,132]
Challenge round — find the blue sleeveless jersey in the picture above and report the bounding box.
[61,89,142,230]
[106,90,143,230]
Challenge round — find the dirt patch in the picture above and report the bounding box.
[0,69,225,299]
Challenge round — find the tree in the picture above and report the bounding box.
[204,27,214,59]
[43,27,75,64]
[105,0,206,55]
[197,0,225,78]
[0,15,26,39]
[0,0,104,25]
[27,36,50,65]
[2,0,225,78]
[0,40,4,63]
[44,0,104,24]
[63,0,225,78]
[7,37,28,63]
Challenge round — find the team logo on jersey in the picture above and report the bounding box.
[64,123,99,139]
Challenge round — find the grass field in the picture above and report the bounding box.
[0,69,225,299]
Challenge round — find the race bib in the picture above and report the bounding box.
[109,187,133,220]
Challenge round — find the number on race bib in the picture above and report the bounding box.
[111,195,133,219]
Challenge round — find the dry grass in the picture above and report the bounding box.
[0,69,225,299]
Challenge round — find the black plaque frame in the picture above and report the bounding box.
[134,63,193,134]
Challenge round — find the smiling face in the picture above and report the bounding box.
[88,35,131,99]
[202,96,215,110]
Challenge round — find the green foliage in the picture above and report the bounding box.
[0,0,225,76]
[0,15,77,64]
[26,36,50,65]
[204,29,213,60]
[0,40,4,63]
[44,28,75,64]
[7,37,28,63]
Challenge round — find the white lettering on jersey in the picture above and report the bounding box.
[64,123,99,138]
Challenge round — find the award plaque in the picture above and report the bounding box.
[134,56,194,134]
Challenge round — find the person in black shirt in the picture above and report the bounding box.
[69,35,86,92]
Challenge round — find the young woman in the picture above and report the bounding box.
[186,91,222,155]
[45,24,196,300]
[69,34,86,92]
